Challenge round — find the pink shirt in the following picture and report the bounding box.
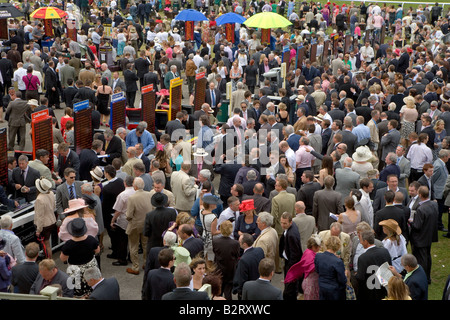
[295,145,316,169]
[355,26,361,36]
[373,15,384,28]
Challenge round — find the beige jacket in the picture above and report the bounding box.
[253,227,279,262]
[34,192,56,233]
[126,189,153,234]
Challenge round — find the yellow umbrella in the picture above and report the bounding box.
[243,12,292,29]
[30,6,68,19]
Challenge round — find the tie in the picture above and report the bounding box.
[243,111,247,121]
[20,170,25,185]
[137,136,142,144]
[105,140,109,150]
[69,185,75,200]
[211,90,216,107]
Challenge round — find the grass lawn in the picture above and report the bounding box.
[427,212,450,300]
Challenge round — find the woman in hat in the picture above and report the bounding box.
[34,178,57,259]
[0,237,12,292]
[338,196,361,238]
[233,199,261,240]
[351,146,374,179]
[60,218,100,298]
[383,275,412,300]
[90,167,104,199]
[379,219,407,274]
[399,96,419,142]
[58,199,99,242]
[285,235,321,300]
[200,195,222,268]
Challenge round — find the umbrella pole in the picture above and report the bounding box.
[261,28,270,45]
[44,19,54,38]
[185,21,194,41]
[225,23,234,43]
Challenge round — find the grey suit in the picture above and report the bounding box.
[30,270,74,297]
[438,111,450,134]
[88,277,120,300]
[313,188,344,231]
[242,278,283,300]
[432,158,448,200]
[380,129,401,161]
[341,129,358,157]
[335,167,360,204]
[55,181,84,216]
[59,64,76,88]
[398,156,411,188]
[5,98,31,151]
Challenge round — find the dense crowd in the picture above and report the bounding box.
[0,0,450,301]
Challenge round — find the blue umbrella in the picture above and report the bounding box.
[215,12,247,26]
[174,9,208,22]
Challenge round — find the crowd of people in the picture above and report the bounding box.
[1,0,450,301]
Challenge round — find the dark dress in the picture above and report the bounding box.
[233,214,261,240]
[244,64,258,92]
[277,112,289,126]
[62,235,99,297]
[96,91,110,116]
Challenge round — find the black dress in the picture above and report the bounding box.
[244,64,258,93]
[96,91,110,116]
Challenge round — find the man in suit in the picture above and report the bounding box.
[28,149,55,189]
[242,183,271,214]
[389,253,428,300]
[292,201,316,252]
[178,224,204,259]
[98,129,123,165]
[214,152,241,205]
[253,211,279,264]
[73,79,97,105]
[379,152,401,182]
[373,174,410,213]
[313,176,344,231]
[170,163,197,212]
[123,62,139,107]
[125,177,152,275]
[205,82,222,117]
[380,120,401,167]
[270,178,296,272]
[279,212,302,300]
[29,259,74,297]
[373,190,407,240]
[161,262,209,300]
[335,157,361,204]
[10,242,40,294]
[63,79,78,109]
[433,150,450,231]
[296,170,321,215]
[242,258,283,300]
[232,233,265,300]
[341,118,358,157]
[44,60,60,109]
[59,58,76,89]
[5,91,31,151]
[165,111,186,143]
[84,266,120,300]
[55,168,83,217]
[134,50,150,89]
[0,52,14,95]
[181,110,195,135]
[396,145,411,188]
[142,64,159,91]
[79,140,103,182]
[418,163,435,201]
[143,248,176,300]
[163,64,179,91]
[355,230,392,300]
[285,125,301,152]
[111,71,127,93]
[410,186,439,284]
[420,115,436,150]
[10,155,40,202]
[135,143,151,173]
[57,142,80,181]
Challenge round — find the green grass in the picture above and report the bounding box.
[427,212,450,300]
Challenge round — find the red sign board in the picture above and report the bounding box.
[142,84,153,94]
[32,109,49,122]
[196,72,205,80]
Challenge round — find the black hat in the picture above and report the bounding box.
[151,192,168,208]
[67,218,87,237]
[82,196,97,210]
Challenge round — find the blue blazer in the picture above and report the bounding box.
[379,164,401,182]
[405,265,428,300]
[314,251,347,300]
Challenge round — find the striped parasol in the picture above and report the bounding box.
[30,7,68,19]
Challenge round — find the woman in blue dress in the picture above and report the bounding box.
[233,199,261,240]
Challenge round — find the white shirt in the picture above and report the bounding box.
[13,67,27,90]
[285,147,296,170]
[359,188,374,227]
[217,207,239,237]
[193,54,203,70]
[407,143,433,170]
